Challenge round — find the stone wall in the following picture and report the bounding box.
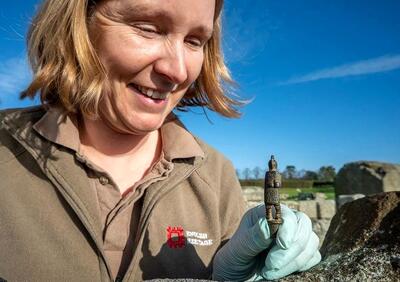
[241,186,336,247]
[242,186,336,219]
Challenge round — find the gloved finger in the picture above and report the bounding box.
[238,204,266,230]
[245,217,274,254]
[276,208,310,250]
[225,216,274,263]
[262,232,320,280]
[212,215,274,282]
[278,232,319,273]
[298,249,321,272]
[265,211,312,270]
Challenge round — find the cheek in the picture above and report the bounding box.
[97,31,160,76]
[187,52,205,83]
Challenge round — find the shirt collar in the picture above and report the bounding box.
[161,113,205,161]
[33,107,204,161]
[33,106,80,152]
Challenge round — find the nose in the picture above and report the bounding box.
[154,40,188,85]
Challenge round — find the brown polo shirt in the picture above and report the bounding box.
[33,107,204,279]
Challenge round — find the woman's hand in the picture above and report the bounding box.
[212,204,321,281]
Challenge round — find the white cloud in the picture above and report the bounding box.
[222,3,276,64]
[281,54,400,85]
[0,56,31,95]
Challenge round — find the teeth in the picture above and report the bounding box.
[136,85,168,100]
[152,92,161,99]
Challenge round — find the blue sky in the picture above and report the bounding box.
[1,0,399,174]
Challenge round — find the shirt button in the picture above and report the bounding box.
[99,176,109,185]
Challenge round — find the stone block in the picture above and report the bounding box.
[317,200,336,219]
[298,200,318,219]
[242,190,263,202]
[281,200,299,211]
[337,194,365,209]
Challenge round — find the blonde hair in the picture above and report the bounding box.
[22,0,244,118]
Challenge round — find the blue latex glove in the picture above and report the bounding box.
[212,204,321,281]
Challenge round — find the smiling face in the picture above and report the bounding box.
[88,0,216,135]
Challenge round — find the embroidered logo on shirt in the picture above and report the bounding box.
[166,226,214,248]
[186,230,213,246]
[166,226,185,248]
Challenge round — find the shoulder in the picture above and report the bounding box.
[194,135,235,172]
[191,135,247,236]
[0,105,46,128]
[191,135,239,192]
[0,105,45,164]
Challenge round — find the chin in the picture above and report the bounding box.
[124,115,165,134]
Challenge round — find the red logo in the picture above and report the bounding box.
[166,226,185,248]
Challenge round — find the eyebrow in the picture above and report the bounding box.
[109,3,214,37]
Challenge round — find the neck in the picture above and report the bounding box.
[78,116,162,192]
[79,116,159,157]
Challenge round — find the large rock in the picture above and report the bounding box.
[335,161,400,196]
[280,191,400,281]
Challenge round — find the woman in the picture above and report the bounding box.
[0,0,320,281]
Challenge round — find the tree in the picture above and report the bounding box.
[318,166,336,181]
[252,166,263,179]
[297,169,306,179]
[243,168,251,180]
[303,170,319,180]
[283,165,296,179]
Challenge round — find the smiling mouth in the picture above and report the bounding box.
[129,83,170,100]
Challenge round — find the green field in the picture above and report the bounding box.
[280,187,335,200]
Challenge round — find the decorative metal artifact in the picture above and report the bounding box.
[264,155,283,236]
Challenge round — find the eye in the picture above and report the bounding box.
[185,37,205,49]
[133,24,161,35]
